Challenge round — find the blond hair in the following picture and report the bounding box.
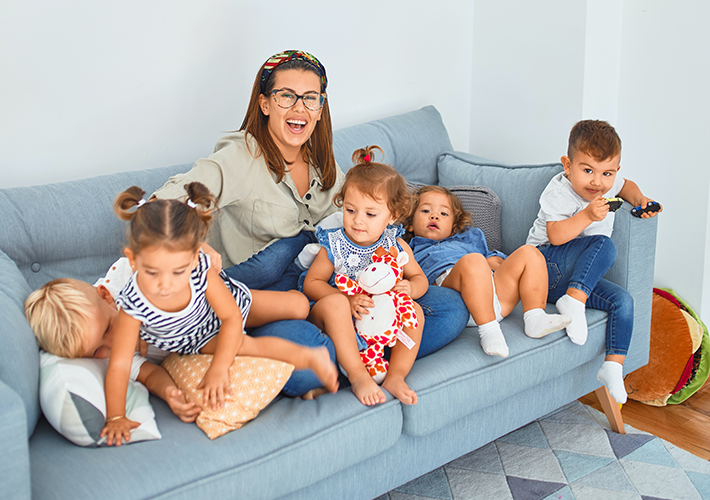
[24,278,94,358]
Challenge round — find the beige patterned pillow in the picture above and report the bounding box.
[161,354,294,439]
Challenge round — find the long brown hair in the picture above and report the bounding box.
[114,182,215,254]
[334,145,413,220]
[240,59,337,190]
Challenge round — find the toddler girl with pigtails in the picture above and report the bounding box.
[303,146,428,407]
[102,182,338,446]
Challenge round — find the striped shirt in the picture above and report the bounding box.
[116,251,252,355]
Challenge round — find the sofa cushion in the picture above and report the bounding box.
[39,352,161,447]
[334,106,453,185]
[407,182,502,252]
[0,164,191,291]
[400,303,608,438]
[437,152,562,255]
[162,354,293,440]
[0,250,40,436]
[29,390,403,499]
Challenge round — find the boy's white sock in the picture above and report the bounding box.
[478,320,509,357]
[597,360,627,404]
[555,294,588,345]
[523,308,571,339]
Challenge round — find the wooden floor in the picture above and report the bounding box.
[579,382,710,460]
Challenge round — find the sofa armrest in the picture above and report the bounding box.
[606,204,659,372]
[0,379,31,500]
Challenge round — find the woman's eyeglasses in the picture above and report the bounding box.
[270,88,326,111]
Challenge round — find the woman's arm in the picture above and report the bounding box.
[101,311,142,446]
[395,239,429,300]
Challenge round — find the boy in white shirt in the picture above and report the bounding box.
[526,120,661,404]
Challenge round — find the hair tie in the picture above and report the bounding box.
[364,154,371,163]
[135,199,147,208]
[186,199,197,209]
[260,50,327,94]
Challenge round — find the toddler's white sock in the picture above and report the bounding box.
[478,320,509,357]
[597,360,627,404]
[523,308,571,339]
[555,294,588,345]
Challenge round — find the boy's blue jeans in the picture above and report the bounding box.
[225,231,469,396]
[539,235,632,356]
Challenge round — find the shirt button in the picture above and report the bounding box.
[303,219,310,225]
[305,193,312,200]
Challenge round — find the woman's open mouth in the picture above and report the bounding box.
[286,118,307,132]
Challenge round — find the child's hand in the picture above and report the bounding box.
[197,366,232,410]
[101,416,140,447]
[348,293,375,321]
[164,386,201,422]
[392,279,412,297]
[636,198,663,218]
[201,242,222,272]
[584,196,610,222]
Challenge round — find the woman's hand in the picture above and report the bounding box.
[348,293,374,321]
[201,242,222,273]
[197,365,232,410]
[101,416,140,447]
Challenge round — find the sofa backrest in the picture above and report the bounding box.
[437,151,563,255]
[333,105,453,185]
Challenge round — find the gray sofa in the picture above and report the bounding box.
[0,106,657,500]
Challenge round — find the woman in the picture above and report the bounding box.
[154,50,468,397]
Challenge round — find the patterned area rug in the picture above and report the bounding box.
[377,401,710,500]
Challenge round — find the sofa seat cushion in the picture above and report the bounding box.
[400,303,608,437]
[437,152,563,254]
[30,389,403,500]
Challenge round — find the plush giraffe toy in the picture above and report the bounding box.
[335,247,418,384]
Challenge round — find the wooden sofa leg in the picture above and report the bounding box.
[595,386,625,434]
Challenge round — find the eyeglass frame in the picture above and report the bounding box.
[270,88,327,111]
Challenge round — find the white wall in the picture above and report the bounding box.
[469,0,710,325]
[0,0,474,187]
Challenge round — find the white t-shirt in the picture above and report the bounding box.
[526,172,626,247]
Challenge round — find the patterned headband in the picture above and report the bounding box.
[259,50,327,94]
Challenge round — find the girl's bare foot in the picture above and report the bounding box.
[382,375,418,405]
[350,373,386,406]
[307,347,339,394]
[301,387,329,400]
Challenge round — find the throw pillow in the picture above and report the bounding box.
[407,181,502,252]
[39,351,161,447]
[437,151,563,254]
[161,354,294,440]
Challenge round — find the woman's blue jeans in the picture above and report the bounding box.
[539,235,633,356]
[228,231,469,396]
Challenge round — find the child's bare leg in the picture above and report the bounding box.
[238,335,338,394]
[382,303,423,405]
[443,254,508,357]
[494,245,570,339]
[597,354,627,404]
[556,287,589,345]
[247,290,310,326]
[309,294,385,406]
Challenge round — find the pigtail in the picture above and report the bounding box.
[351,145,384,166]
[184,182,215,238]
[114,186,147,221]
